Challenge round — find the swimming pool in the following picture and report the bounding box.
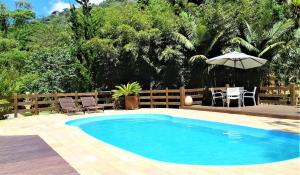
[66,114,300,166]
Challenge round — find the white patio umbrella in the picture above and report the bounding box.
[205,51,268,85]
[205,51,267,69]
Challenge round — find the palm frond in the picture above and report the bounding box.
[206,30,224,54]
[295,28,300,39]
[173,32,195,50]
[231,37,259,52]
[189,55,207,64]
[159,46,184,62]
[244,20,258,43]
[267,19,295,44]
[112,82,142,99]
[244,20,253,37]
[258,41,285,57]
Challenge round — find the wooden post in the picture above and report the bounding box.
[180,87,185,107]
[94,90,98,104]
[13,93,18,118]
[290,83,296,106]
[166,88,169,108]
[257,87,260,105]
[75,91,78,106]
[33,93,38,115]
[54,92,59,112]
[150,89,153,108]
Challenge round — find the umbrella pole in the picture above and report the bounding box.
[234,60,236,87]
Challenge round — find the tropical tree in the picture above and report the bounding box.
[15,0,32,9]
[231,19,295,59]
[24,48,81,93]
[11,0,35,26]
[0,3,8,35]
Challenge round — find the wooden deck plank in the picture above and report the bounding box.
[0,135,79,175]
[181,105,300,120]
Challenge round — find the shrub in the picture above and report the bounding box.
[0,99,11,120]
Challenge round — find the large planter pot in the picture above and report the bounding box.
[125,96,139,110]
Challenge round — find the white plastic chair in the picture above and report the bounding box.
[226,87,242,108]
[242,87,257,106]
[211,88,225,107]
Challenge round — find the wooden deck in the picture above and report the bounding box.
[181,105,300,120]
[0,135,79,175]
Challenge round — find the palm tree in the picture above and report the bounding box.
[172,11,227,87]
[15,0,32,9]
[231,19,295,85]
[231,19,295,59]
[172,11,226,62]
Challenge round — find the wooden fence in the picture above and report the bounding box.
[258,83,299,106]
[0,91,114,118]
[0,84,299,118]
[139,87,204,108]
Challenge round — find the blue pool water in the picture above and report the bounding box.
[66,114,300,165]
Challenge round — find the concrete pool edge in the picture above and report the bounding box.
[1,108,299,175]
[65,113,300,166]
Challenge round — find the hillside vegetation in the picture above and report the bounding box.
[0,0,299,95]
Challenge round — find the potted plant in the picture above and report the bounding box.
[112,82,142,110]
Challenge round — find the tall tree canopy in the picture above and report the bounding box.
[0,0,299,95]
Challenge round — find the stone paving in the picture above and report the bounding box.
[0,108,299,175]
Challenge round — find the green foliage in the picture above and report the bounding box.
[15,0,32,9]
[231,19,295,58]
[0,68,33,96]
[0,37,29,69]
[0,50,29,69]
[0,103,11,120]
[0,0,299,97]
[112,82,142,99]
[0,3,8,34]
[292,0,300,6]
[0,38,19,51]
[24,47,82,93]
[26,22,71,50]
[10,10,35,26]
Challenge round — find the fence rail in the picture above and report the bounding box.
[0,83,299,118]
[258,84,298,106]
[139,87,205,108]
[0,91,114,118]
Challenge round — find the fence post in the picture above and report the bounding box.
[150,89,153,108]
[94,90,98,104]
[166,88,169,108]
[54,92,59,112]
[34,93,38,115]
[75,91,78,106]
[180,87,185,107]
[13,93,18,118]
[290,83,296,106]
[257,87,260,105]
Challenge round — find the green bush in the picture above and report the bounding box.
[0,99,11,120]
[293,0,300,6]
